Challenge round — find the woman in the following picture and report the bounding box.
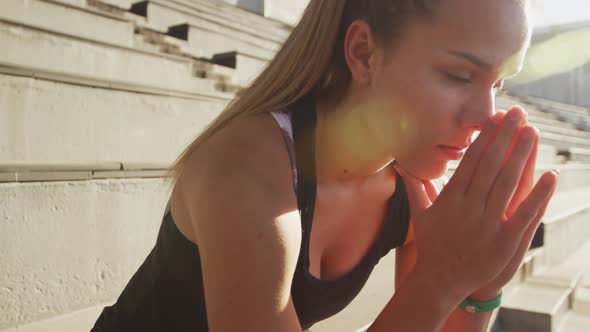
[92,0,559,331]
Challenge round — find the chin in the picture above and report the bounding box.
[396,159,449,181]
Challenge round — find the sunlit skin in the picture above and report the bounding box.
[313,0,548,307]
[314,0,532,184]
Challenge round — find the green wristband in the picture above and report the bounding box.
[459,290,503,313]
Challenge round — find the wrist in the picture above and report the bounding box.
[411,264,468,306]
[469,288,503,302]
[460,289,503,313]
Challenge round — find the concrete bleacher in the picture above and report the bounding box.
[93,0,281,87]
[522,95,590,125]
[130,0,280,58]
[0,0,275,330]
[0,20,230,98]
[495,240,590,332]
[0,74,225,164]
[1,0,590,332]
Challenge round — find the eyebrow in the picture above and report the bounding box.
[447,50,522,78]
[447,50,494,71]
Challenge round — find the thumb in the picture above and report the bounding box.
[395,165,432,215]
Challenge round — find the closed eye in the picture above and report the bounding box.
[445,72,472,84]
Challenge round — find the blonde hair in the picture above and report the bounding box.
[165,0,432,184]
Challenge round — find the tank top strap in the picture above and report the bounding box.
[269,111,298,194]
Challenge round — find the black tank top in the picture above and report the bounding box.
[91,95,411,331]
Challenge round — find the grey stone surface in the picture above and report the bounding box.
[0,178,172,329]
[558,311,590,332]
[573,288,590,314]
[0,21,230,99]
[0,162,121,172]
[0,74,226,164]
[16,171,92,182]
[0,0,134,47]
[0,173,17,182]
[499,283,571,332]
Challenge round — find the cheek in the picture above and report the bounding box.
[370,67,457,150]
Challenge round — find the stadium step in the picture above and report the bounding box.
[1,304,106,332]
[169,0,290,40]
[0,0,135,48]
[540,131,590,150]
[528,113,578,130]
[522,96,590,124]
[211,51,267,85]
[0,177,172,330]
[0,74,226,164]
[91,0,137,10]
[538,163,590,192]
[131,0,280,59]
[556,240,590,290]
[538,144,558,164]
[500,241,590,332]
[91,0,292,37]
[566,147,590,163]
[573,287,590,315]
[557,311,590,332]
[541,187,590,266]
[534,122,590,140]
[0,20,233,99]
[497,282,572,332]
[498,96,586,130]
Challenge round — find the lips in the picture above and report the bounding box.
[438,145,466,160]
[442,145,468,150]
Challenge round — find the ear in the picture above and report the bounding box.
[344,20,378,86]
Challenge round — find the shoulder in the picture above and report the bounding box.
[181,112,295,198]
[177,111,301,249]
[176,112,304,329]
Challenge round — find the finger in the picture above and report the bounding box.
[506,130,539,218]
[395,165,432,214]
[502,181,553,276]
[521,192,550,251]
[491,110,507,124]
[445,113,503,193]
[486,126,537,217]
[466,107,527,202]
[505,170,559,238]
[424,179,439,202]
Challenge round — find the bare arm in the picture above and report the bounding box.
[182,122,305,332]
[395,242,495,332]
[368,258,464,332]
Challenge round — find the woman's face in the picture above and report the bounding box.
[362,0,532,180]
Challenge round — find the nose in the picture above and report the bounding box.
[458,89,497,132]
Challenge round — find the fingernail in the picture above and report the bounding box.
[491,116,503,125]
[551,169,560,176]
[509,110,521,122]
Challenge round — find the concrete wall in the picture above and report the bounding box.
[265,0,309,26]
[223,0,264,15]
[0,178,172,329]
[224,0,310,25]
[507,62,590,109]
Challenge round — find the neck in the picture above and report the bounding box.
[314,95,396,185]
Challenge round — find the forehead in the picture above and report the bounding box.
[413,0,532,72]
